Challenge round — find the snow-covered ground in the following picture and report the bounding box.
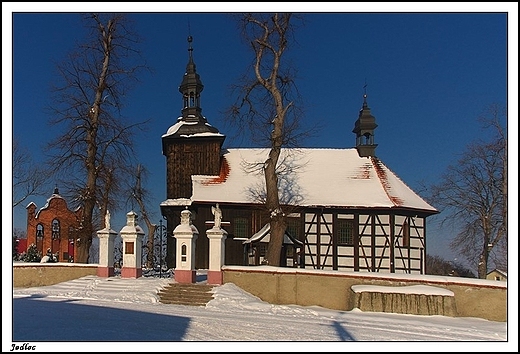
[7,271,514,352]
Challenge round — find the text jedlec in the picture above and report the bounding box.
[11,343,36,351]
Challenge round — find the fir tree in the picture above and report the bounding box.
[20,243,42,262]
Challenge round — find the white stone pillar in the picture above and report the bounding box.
[96,226,117,277]
[206,226,227,285]
[120,211,145,278]
[173,209,198,283]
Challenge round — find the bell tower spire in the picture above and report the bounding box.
[179,35,204,122]
[352,84,378,157]
[162,35,226,200]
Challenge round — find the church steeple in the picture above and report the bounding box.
[179,35,204,122]
[352,87,378,157]
[161,35,225,200]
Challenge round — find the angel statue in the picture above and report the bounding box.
[211,203,222,229]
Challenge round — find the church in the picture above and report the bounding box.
[25,187,83,262]
[160,37,438,274]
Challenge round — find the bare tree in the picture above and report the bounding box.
[97,159,125,229]
[12,137,49,208]
[125,164,157,269]
[227,13,313,266]
[45,13,148,263]
[425,255,475,278]
[13,228,27,239]
[428,103,507,278]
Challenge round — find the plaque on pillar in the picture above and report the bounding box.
[120,211,145,278]
[125,242,134,254]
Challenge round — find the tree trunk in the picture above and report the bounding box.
[266,216,286,266]
[478,253,488,279]
[264,146,285,266]
[75,193,97,263]
[145,222,157,269]
[75,221,93,263]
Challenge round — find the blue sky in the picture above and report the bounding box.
[5,4,517,266]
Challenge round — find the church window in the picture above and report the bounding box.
[286,216,301,240]
[36,224,44,239]
[52,219,60,240]
[233,218,248,238]
[337,219,354,245]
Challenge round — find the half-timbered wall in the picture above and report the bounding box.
[358,214,392,272]
[393,215,425,273]
[164,204,427,274]
[336,214,355,270]
[303,212,334,270]
[301,209,426,274]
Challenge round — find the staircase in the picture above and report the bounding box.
[158,283,215,306]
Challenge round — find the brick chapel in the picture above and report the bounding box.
[26,187,83,262]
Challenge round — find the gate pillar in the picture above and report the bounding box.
[120,211,145,278]
[173,209,198,283]
[96,211,117,277]
[206,227,227,285]
[206,204,227,285]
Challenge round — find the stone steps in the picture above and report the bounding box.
[158,283,215,306]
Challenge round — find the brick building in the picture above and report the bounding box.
[26,187,83,262]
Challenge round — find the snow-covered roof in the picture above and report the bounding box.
[162,117,224,139]
[487,269,507,277]
[243,223,303,246]
[32,193,66,219]
[187,148,437,213]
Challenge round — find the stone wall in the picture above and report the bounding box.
[12,263,507,322]
[222,265,507,322]
[350,285,458,316]
[13,263,98,288]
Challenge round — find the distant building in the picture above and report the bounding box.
[26,187,83,262]
[14,238,27,254]
[160,37,439,274]
[486,269,507,281]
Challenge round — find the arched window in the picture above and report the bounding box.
[363,132,373,145]
[36,224,44,239]
[181,244,187,262]
[52,219,60,240]
[36,224,44,254]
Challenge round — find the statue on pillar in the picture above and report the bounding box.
[180,208,191,225]
[211,203,222,229]
[105,210,111,230]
